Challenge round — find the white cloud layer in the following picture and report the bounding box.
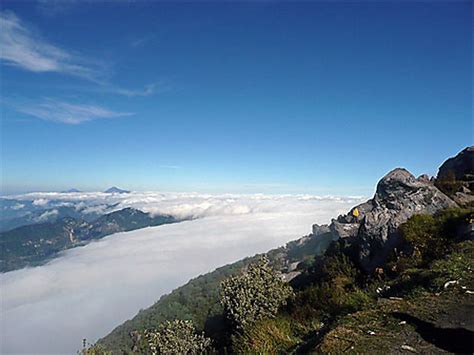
[1,192,366,354]
[8,190,366,220]
[35,209,59,222]
[18,99,134,124]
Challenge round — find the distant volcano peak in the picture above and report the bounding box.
[104,186,130,194]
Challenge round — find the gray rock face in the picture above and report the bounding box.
[312,223,330,236]
[329,168,457,273]
[417,174,431,183]
[437,146,474,183]
[435,146,474,204]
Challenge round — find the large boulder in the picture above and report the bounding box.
[435,147,474,205]
[437,146,474,183]
[329,168,457,273]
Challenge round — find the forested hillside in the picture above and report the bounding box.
[0,208,178,272]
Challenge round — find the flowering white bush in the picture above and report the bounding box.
[220,256,294,329]
[136,320,211,354]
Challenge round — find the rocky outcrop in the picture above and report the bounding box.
[435,147,474,205]
[329,168,457,273]
[278,149,472,274]
[437,146,474,184]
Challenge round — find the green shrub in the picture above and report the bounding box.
[399,214,438,263]
[321,254,358,282]
[78,342,111,355]
[292,281,372,320]
[430,240,474,289]
[290,255,370,319]
[133,320,212,354]
[231,315,300,353]
[399,208,472,267]
[220,256,294,330]
[345,288,373,311]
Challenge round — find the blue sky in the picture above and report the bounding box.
[1,1,472,195]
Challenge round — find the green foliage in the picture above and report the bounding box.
[292,281,372,320]
[231,315,301,353]
[318,239,474,353]
[220,256,294,330]
[78,341,111,355]
[0,208,178,272]
[344,288,373,311]
[230,254,372,353]
[399,214,439,264]
[285,252,373,345]
[430,241,474,289]
[321,254,358,282]
[98,257,257,353]
[398,208,472,267]
[133,320,212,355]
[382,213,473,298]
[101,207,472,354]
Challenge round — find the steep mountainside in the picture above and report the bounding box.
[0,208,178,272]
[0,203,101,232]
[98,147,473,353]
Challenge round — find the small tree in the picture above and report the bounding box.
[134,320,211,354]
[220,256,294,329]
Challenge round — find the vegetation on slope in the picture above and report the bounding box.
[97,207,473,353]
[132,320,212,354]
[0,208,178,272]
[234,208,473,354]
[318,241,474,353]
[99,256,259,352]
[220,256,293,330]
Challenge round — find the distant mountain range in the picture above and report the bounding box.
[0,208,179,272]
[58,186,130,194]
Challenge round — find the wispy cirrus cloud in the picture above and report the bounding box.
[130,34,156,48]
[0,11,100,80]
[0,10,160,97]
[110,83,157,97]
[18,99,134,124]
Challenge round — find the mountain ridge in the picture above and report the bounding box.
[0,208,178,272]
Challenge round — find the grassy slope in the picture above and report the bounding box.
[318,241,474,353]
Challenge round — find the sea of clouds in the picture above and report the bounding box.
[0,191,366,354]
